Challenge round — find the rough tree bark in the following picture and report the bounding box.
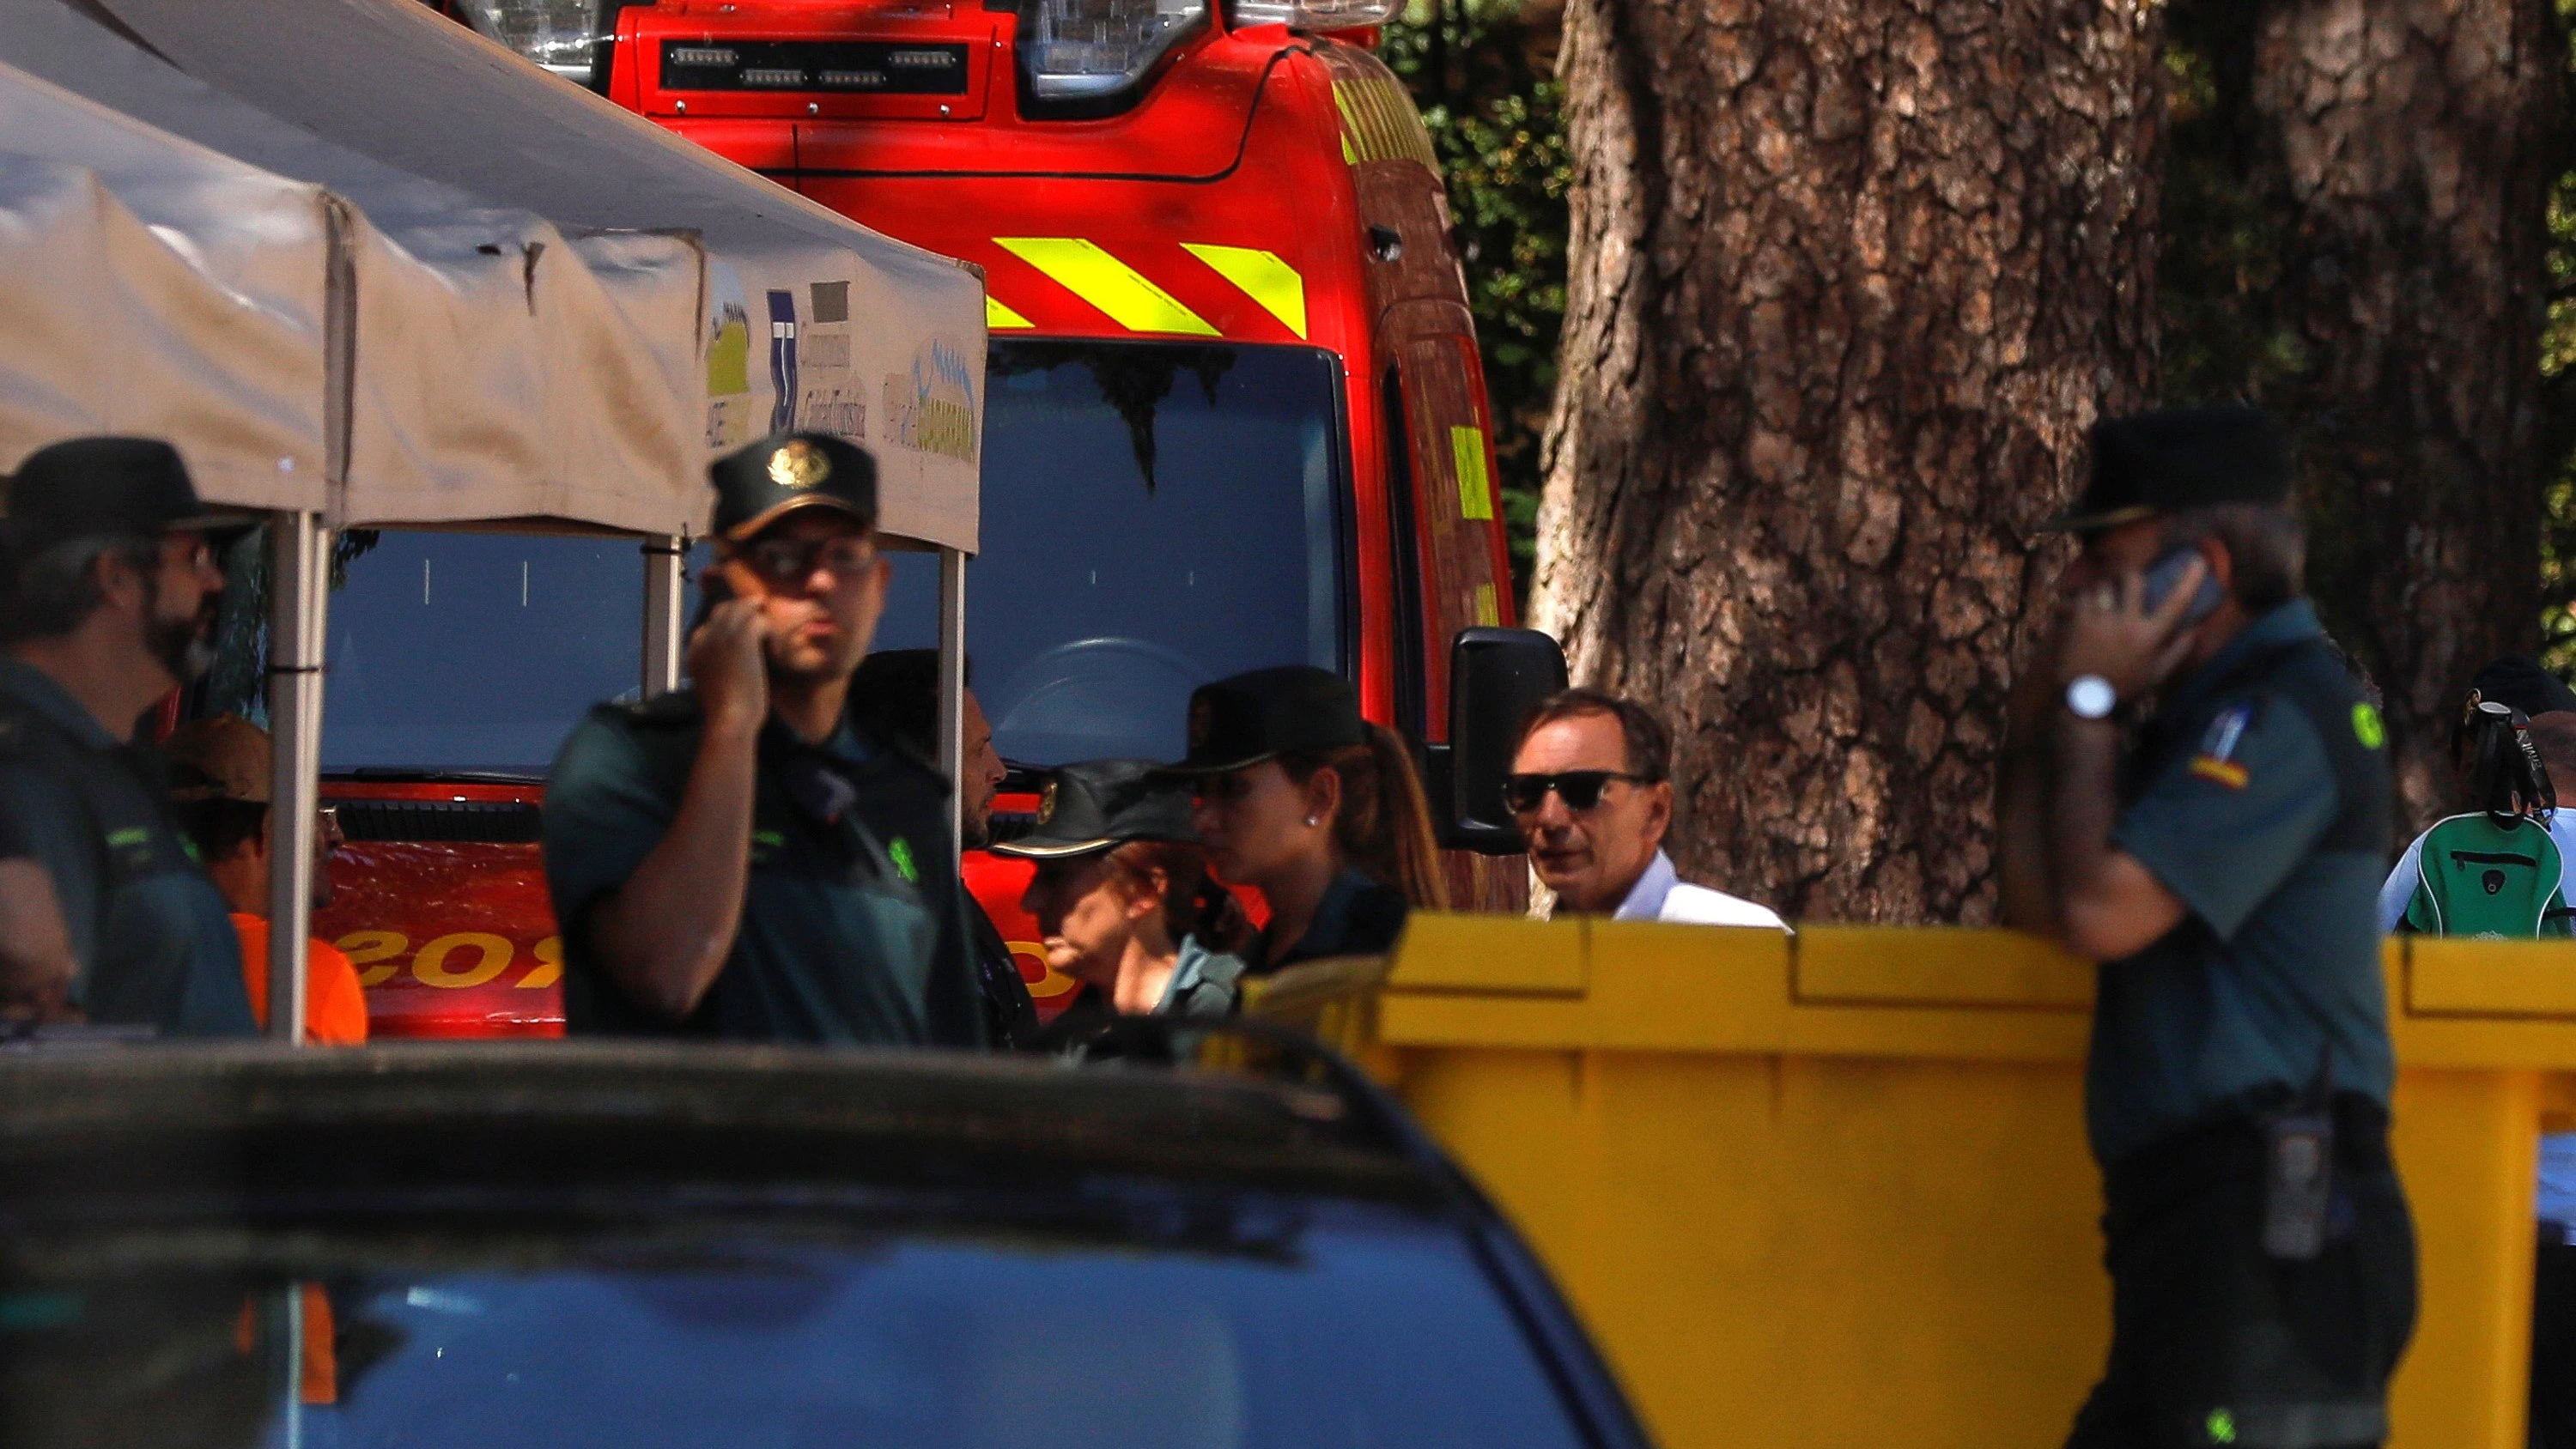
[1529,0,2164,922]
[2242,0,2563,833]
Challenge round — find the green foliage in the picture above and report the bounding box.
[1382,0,1569,609]
[2538,46,2576,673]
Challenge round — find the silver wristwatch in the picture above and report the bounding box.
[2064,675,2117,721]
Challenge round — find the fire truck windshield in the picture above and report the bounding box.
[941,339,1346,764]
[287,341,1344,776]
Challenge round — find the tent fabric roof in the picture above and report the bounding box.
[90,0,987,551]
[1,0,706,534]
[0,57,333,514]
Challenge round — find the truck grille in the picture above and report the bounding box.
[332,801,543,846]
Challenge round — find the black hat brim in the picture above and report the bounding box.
[2038,502,2159,536]
[720,494,875,543]
[1151,749,1279,779]
[988,834,1119,861]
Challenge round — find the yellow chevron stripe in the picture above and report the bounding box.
[1182,243,1307,339]
[1475,583,1500,627]
[986,295,1034,330]
[993,237,1218,337]
[1451,425,1494,520]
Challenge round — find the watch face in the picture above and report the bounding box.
[2068,676,2117,719]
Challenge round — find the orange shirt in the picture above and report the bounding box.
[232,913,369,1045]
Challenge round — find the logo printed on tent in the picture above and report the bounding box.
[767,288,799,434]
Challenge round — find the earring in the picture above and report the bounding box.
[1304,815,1320,828]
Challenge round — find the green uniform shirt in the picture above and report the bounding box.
[544,694,981,1046]
[2093,600,2396,1167]
[0,660,255,1037]
[1157,935,1249,1019]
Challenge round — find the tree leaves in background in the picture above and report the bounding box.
[1382,0,1568,611]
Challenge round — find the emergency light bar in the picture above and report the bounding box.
[1224,0,1402,29]
[660,39,973,94]
[1022,0,1207,102]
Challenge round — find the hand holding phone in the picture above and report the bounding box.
[2056,549,2214,701]
[687,569,767,733]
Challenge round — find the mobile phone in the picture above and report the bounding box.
[2140,547,2225,626]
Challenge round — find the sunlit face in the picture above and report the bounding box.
[719,513,888,684]
[1510,711,1670,914]
[1018,852,1144,990]
[1188,760,1334,891]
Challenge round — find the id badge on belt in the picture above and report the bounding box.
[2258,1047,2336,1261]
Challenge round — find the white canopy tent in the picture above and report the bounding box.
[86,0,987,555]
[0,63,335,512]
[3,0,989,1048]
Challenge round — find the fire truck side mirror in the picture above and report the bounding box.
[1426,626,1569,855]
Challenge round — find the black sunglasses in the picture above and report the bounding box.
[1503,770,1653,815]
[740,534,875,587]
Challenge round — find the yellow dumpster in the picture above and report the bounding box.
[1267,917,2576,1449]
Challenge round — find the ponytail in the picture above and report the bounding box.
[1282,724,1449,910]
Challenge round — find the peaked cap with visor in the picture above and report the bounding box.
[709,433,878,543]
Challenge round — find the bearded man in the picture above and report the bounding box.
[0,437,255,1034]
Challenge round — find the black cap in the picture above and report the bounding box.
[992,759,1197,860]
[3,437,230,557]
[2044,407,2293,533]
[1167,665,1364,774]
[709,433,878,543]
[2468,657,2576,720]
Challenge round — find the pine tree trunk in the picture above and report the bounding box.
[2244,0,2563,833]
[1529,0,2165,922]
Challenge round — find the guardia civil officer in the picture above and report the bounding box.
[0,438,254,1035]
[1173,666,1446,972]
[542,433,982,1046]
[996,759,1254,1023]
[1996,408,2415,1449]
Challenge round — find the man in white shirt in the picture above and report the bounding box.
[1507,688,1785,928]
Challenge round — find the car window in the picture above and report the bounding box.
[1,1199,1588,1449]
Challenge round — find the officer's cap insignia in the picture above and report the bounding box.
[1037,779,1059,825]
[768,440,830,491]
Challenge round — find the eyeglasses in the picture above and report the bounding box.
[1503,770,1653,815]
[739,535,875,588]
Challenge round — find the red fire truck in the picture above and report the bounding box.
[321,0,1526,1035]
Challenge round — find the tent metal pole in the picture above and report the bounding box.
[936,547,966,867]
[641,533,684,697]
[264,512,329,1045]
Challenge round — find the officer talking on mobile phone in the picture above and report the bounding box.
[1996,407,2415,1449]
[542,433,984,1047]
